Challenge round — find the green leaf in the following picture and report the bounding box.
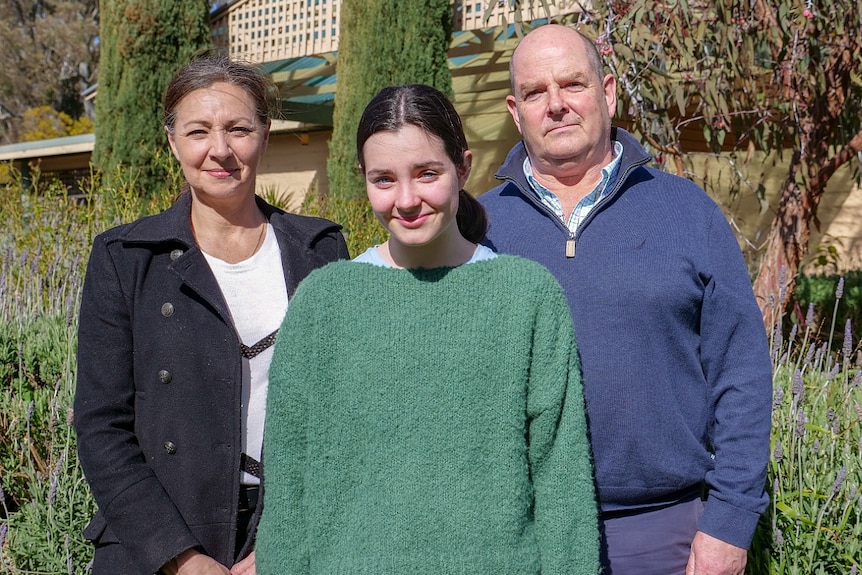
[675,82,687,116]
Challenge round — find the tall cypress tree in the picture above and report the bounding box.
[94,0,212,190]
[327,0,454,203]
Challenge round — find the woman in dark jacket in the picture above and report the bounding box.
[74,53,348,575]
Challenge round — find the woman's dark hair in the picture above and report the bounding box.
[163,51,276,134]
[356,84,488,244]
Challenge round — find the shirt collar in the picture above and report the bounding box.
[523,140,624,201]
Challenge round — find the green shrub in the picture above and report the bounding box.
[0,164,175,572]
[301,185,387,257]
[793,272,862,342]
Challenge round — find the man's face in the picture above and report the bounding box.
[507,29,617,176]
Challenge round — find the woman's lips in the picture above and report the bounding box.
[395,213,430,229]
[206,168,238,178]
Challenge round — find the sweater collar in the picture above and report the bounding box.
[494,127,652,187]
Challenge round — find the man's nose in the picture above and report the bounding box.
[547,87,567,115]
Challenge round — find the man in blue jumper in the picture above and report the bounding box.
[480,24,772,575]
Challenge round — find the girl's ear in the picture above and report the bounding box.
[459,150,473,188]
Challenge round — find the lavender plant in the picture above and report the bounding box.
[0,161,176,572]
[749,277,862,573]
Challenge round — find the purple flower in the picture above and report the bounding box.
[788,323,798,343]
[792,370,805,399]
[844,319,853,359]
[795,409,807,437]
[806,303,815,326]
[773,440,784,462]
[827,407,839,435]
[27,400,34,423]
[804,343,815,366]
[49,473,59,505]
[813,439,820,453]
[836,277,845,299]
[0,522,7,548]
[775,527,784,546]
[773,387,785,410]
[833,466,847,494]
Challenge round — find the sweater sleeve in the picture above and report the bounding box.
[698,206,772,548]
[527,278,600,575]
[257,279,319,575]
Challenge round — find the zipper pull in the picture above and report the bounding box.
[565,237,576,258]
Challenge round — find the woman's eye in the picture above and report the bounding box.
[188,129,207,137]
[230,126,253,135]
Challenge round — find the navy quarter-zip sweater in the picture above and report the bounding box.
[479,127,772,549]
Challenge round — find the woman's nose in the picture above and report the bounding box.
[209,131,231,158]
[394,183,421,210]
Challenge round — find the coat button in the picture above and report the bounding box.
[170,249,184,261]
[158,370,172,384]
[161,302,174,317]
[164,441,177,455]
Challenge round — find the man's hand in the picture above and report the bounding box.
[686,531,747,575]
[231,550,256,575]
[162,549,231,575]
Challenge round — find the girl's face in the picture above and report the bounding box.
[362,124,471,256]
[166,82,269,207]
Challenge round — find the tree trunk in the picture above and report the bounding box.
[753,129,862,330]
[752,162,809,330]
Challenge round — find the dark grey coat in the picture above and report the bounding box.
[74,193,348,575]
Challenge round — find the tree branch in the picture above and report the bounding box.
[641,132,685,176]
[812,128,862,191]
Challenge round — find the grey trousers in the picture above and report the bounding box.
[601,496,706,575]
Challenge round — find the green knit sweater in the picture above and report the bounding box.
[257,255,599,575]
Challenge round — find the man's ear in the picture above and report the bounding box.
[603,74,617,119]
[506,95,523,134]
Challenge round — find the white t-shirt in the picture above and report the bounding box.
[353,244,497,267]
[203,223,287,485]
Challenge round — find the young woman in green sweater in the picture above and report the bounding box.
[257,84,600,574]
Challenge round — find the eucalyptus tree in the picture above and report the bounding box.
[588,0,862,326]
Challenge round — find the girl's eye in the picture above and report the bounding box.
[372,176,393,186]
[419,171,438,180]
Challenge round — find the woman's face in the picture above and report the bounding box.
[362,124,471,253]
[166,82,269,205]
